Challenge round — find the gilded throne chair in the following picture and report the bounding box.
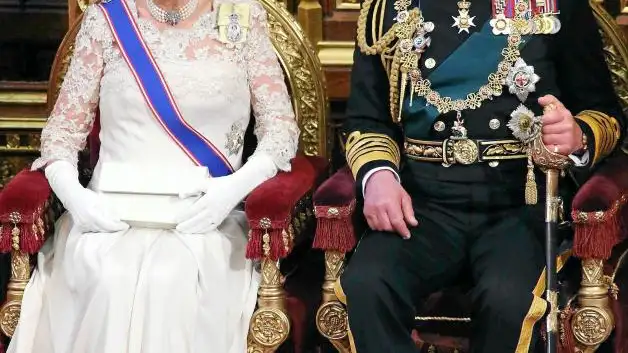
[311,1,628,352]
[0,0,329,352]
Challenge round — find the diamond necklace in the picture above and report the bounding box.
[146,0,199,26]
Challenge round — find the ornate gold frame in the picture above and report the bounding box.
[261,0,329,159]
[593,0,628,110]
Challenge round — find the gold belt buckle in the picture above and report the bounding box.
[449,138,480,165]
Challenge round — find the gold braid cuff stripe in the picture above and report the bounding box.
[576,110,621,165]
[346,132,400,178]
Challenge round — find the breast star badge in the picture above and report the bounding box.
[506,58,540,102]
[225,122,245,156]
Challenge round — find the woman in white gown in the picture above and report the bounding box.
[7,0,299,350]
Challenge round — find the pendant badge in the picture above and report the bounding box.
[217,3,250,44]
[505,58,540,102]
[226,13,242,42]
[452,0,476,34]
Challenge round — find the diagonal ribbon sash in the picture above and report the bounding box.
[402,21,531,138]
[99,0,233,177]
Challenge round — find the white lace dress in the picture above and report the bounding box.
[7,0,298,352]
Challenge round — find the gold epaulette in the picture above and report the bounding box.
[345,131,401,178]
[355,0,421,123]
[356,0,389,55]
[576,110,621,165]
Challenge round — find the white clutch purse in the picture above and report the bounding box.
[94,162,209,229]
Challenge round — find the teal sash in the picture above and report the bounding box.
[402,21,530,138]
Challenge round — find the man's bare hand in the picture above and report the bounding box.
[538,95,585,155]
[363,170,418,239]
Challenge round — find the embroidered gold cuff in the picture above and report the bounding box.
[346,132,400,178]
[576,110,621,165]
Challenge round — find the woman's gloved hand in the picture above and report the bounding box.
[45,160,129,233]
[175,153,278,234]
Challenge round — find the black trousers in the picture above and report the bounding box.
[337,163,569,353]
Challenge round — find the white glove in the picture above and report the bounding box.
[45,160,129,233]
[175,153,278,234]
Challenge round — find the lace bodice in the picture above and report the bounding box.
[33,0,299,173]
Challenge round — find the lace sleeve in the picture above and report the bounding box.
[245,2,299,172]
[31,5,107,170]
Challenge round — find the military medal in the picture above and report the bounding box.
[452,0,476,34]
[451,112,468,139]
[533,0,561,35]
[506,58,540,102]
[490,0,510,35]
[490,0,561,35]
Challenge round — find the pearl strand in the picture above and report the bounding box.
[146,0,198,26]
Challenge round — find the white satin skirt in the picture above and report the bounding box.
[7,210,260,353]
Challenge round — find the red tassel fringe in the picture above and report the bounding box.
[558,307,576,353]
[245,226,291,261]
[0,169,51,254]
[0,210,47,254]
[572,210,621,259]
[312,202,356,252]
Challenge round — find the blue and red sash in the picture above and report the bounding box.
[99,0,233,177]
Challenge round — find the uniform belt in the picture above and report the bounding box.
[404,137,527,165]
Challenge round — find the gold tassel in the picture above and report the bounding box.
[398,71,408,122]
[525,153,538,205]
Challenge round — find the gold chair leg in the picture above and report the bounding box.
[0,250,31,337]
[316,251,351,353]
[572,259,614,353]
[247,258,290,353]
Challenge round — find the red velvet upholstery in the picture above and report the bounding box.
[312,167,357,252]
[571,152,628,260]
[572,153,628,212]
[0,170,51,253]
[244,155,327,260]
[313,166,354,206]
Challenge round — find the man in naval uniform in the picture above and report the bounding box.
[336,0,626,351]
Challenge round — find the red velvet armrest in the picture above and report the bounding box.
[571,153,628,259]
[312,166,358,253]
[0,169,51,254]
[245,155,327,260]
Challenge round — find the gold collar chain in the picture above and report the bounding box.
[356,0,528,122]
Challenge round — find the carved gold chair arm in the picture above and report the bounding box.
[0,170,60,338]
[570,259,616,352]
[316,250,351,353]
[245,156,326,353]
[311,167,357,353]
